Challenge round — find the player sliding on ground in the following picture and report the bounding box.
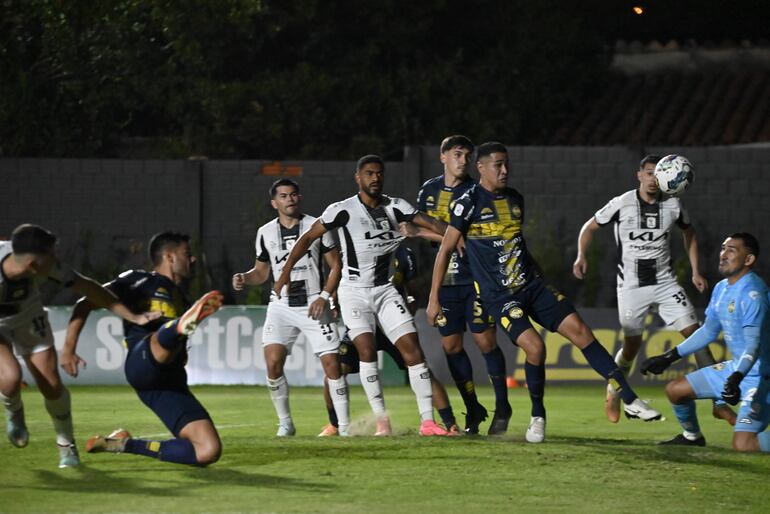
[274,155,453,436]
[427,142,663,444]
[62,232,224,466]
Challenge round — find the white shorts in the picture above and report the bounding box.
[261,299,340,356]
[617,279,698,337]
[337,284,416,343]
[0,311,54,356]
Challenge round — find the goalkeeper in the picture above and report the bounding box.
[641,233,770,451]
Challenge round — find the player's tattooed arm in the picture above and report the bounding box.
[573,217,601,279]
[274,219,328,298]
[682,226,707,293]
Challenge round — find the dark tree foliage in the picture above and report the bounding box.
[0,0,670,158]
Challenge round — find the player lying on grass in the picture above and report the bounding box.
[1,223,158,468]
[641,233,770,451]
[62,232,224,466]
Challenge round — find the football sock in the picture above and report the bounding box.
[757,432,770,452]
[156,319,186,351]
[438,407,456,428]
[359,361,386,416]
[445,349,479,408]
[327,377,349,430]
[125,438,199,465]
[672,401,701,437]
[44,387,74,446]
[267,375,292,421]
[407,363,434,422]
[0,390,23,418]
[327,406,339,428]
[524,361,546,418]
[581,341,637,403]
[482,346,510,411]
[614,348,633,374]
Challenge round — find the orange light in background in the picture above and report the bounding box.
[633,6,644,15]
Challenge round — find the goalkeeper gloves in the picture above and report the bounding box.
[721,371,744,406]
[640,348,681,375]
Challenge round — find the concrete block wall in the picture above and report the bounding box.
[2,145,768,307]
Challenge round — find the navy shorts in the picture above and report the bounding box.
[438,285,495,337]
[338,330,406,373]
[486,278,576,344]
[124,336,212,437]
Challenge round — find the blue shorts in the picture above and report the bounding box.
[124,336,212,437]
[438,285,495,337]
[338,329,406,373]
[486,278,576,343]
[685,361,767,433]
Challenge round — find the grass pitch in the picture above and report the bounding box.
[2,384,768,513]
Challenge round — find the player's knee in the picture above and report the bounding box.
[195,440,222,466]
[265,361,283,379]
[732,437,754,453]
[664,380,685,403]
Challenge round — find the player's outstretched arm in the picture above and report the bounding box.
[641,316,722,375]
[70,273,160,326]
[573,218,600,279]
[274,219,327,297]
[682,226,708,293]
[61,297,97,377]
[233,260,271,291]
[402,213,448,242]
[427,225,463,326]
[308,247,342,320]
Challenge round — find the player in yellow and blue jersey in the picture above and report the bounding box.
[427,142,663,443]
[641,233,770,451]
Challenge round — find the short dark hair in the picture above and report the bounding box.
[11,224,57,255]
[356,154,385,171]
[640,154,662,168]
[440,135,474,154]
[269,178,300,198]
[475,141,507,161]
[728,232,760,259]
[148,232,191,266]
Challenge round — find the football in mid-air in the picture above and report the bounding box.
[654,154,694,196]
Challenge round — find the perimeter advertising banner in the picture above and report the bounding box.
[32,306,728,387]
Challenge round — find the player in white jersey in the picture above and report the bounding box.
[273,155,453,436]
[573,155,735,424]
[233,179,349,436]
[0,224,157,467]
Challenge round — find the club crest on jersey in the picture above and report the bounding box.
[378,219,391,231]
[453,203,464,216]
[728,300,735,314]
[511,205,522,218]
[285,239,295,250]
[508,307,524,319]
[645,216,657,228]
[425,195,435,207]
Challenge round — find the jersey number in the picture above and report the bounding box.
[672,291,688,306]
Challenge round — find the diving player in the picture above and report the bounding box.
[1,224,158,468]
[232,178,349,437]
[427,142,662,443]
[641,233,769,450]
[573,154,734,424]
[63,232,224,466]
[274,155,451,436]
[412,135,510,435]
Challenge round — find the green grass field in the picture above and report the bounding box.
[2,384,768,513]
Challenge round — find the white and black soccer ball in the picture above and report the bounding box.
[654,154,694,196]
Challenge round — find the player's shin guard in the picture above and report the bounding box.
[267,375,291,422]
[327,377,349,432]
[359,361,386,416]
[483,347,510,411]
[581,341,637,404]
[408,363,434,422]
[524,361,546,418]
[44,387,74,446]
[446,349,478,406]
[155,320,186,351]
[672,401,702,439]
[124,438,198,465]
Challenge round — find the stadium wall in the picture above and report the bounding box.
[1,145,768,309]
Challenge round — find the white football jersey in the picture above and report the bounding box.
[256,215,335,306]
[594,190,690,289]
[320,194,418,287]
[0,241,76,326]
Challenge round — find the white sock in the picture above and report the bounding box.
[614,348,634,373]
[267,376,292,422]
[683,430,703,441]
[407,363,433,422]
[0,390,23,419]
[327,376,350,430]
[44,388,74,446]
[359,361,386,416]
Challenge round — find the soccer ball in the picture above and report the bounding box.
[654,154,694,196]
